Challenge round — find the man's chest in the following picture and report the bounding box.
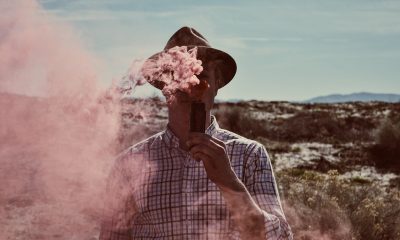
[130,147,247,229]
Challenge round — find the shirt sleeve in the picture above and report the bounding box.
[243,142,293,240]
[99,150,137,240]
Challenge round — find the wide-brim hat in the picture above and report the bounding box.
[145,26,237,90]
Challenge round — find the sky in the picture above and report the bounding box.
[38,0,400,101]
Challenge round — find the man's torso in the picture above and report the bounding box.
[122,119,259,239]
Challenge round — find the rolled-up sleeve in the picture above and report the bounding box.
[244,142,293,240]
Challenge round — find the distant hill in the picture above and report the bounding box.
[305,92,400,103]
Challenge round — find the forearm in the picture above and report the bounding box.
[218,178,266,240]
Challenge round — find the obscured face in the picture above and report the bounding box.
[197,61,218,111]
[169,60,219,112]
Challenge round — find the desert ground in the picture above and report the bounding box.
[119,97,400,240]
[1,93,399,240]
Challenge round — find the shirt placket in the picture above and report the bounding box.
[181,151,193,239]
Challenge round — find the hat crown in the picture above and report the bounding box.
[145,26,236,90]
[164,27,211,50]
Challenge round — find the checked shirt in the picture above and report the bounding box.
[99,116,293,240]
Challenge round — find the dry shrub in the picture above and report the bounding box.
[255,137,292,154]
[213,106,269,139]
[117,125,158,152]
[279,111,374,143]
[277,169,400,240]
[369,118,400,170]
[213,105,376,143]
[283,111,342,142]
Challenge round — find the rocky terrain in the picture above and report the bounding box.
[1,93,400,240]
[119,97,400,239]
[119,98,400,186]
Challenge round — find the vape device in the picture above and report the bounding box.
[190,101,206,133]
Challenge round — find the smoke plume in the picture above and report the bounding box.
[0,0,123,239]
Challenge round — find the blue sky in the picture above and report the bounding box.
[39,0,400,101]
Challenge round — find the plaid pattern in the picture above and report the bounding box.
[99,116,293,240]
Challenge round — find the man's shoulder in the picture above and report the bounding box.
[217,128,264,152]
[110,132,164,170]
[118,131,164,158]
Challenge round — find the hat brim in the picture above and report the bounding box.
[144,46,237,90]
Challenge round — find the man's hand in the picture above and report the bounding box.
[187,133,242,191]
[187,133,266,239]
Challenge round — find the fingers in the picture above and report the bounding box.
[189,143,216,160]
[191,151,215,169]
[187,133,226,152]
[209,136,225,148]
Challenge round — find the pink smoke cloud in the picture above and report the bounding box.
[0,0,127,239]
[140,46,207,102]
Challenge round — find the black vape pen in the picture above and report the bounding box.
[190,101,206,133]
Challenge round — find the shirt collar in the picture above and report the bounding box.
[163,115,220,148]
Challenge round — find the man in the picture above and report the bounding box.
[100,27,293,240]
